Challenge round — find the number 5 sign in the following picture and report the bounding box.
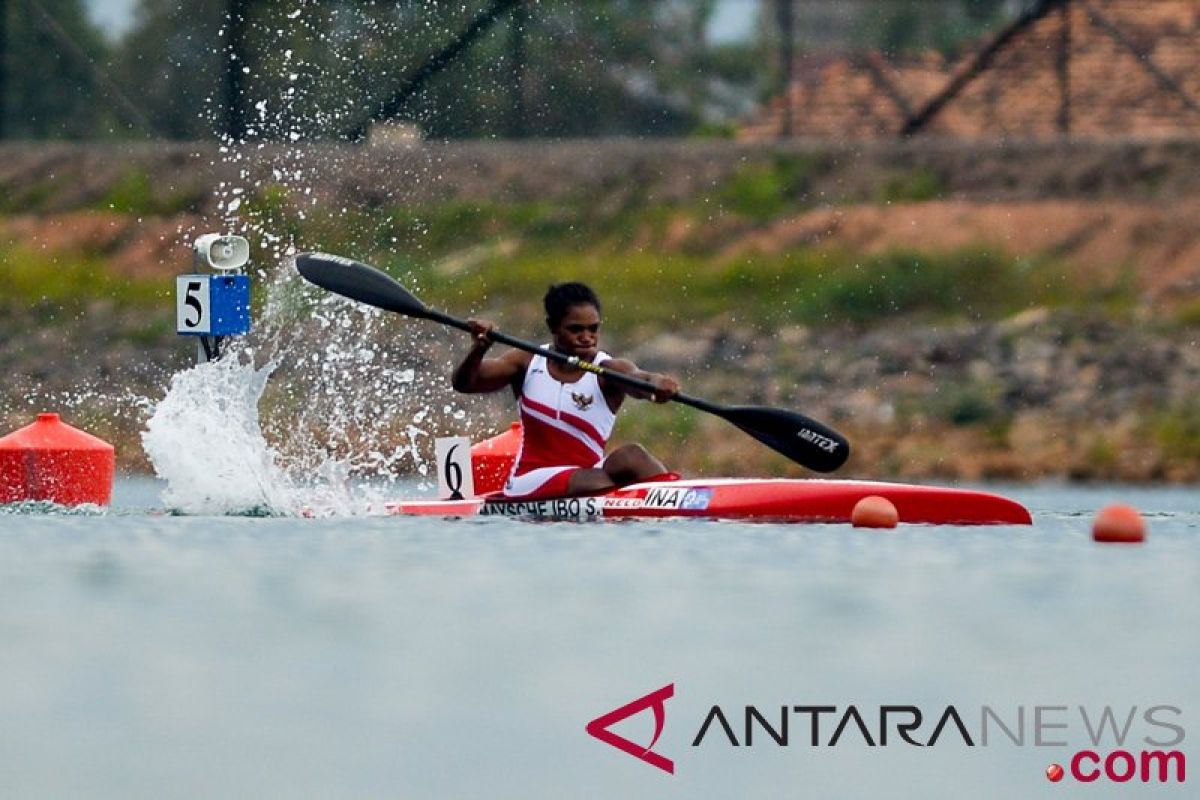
[176,275,212,333]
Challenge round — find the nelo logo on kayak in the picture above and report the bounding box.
[586,688,1186,783]
[797,428,840,453]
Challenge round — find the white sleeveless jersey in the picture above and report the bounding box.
[514,350,616,473]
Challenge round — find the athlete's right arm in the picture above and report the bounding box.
[450,319,528,393]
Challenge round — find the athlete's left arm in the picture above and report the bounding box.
[600,359,680,404]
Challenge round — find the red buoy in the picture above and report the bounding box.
[1092,504,1146,543]
[0,413,115,506]
[851,495,899,528]
[471,422,521,495]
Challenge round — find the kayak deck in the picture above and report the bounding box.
[386,478,1032,525]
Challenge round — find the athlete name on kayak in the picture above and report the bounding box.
[478,487,716,518]
[480,497,605,519]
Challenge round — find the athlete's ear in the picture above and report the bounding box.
[545,317,554,333]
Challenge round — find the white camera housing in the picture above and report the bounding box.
[194,233,250,272]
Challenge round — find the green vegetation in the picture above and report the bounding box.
[97,169,195,216]
[1082,435,1120,473]
[613,402,701,449]
[1152,402,1200,463]
[928,381,1003,427]
[0,181,55,215]
[236,172,1150,335]
[374,242,1101,333]
[222,181,1107,333]
[3,182,1144,338]
[0,244,162,308]
[715,155,822,221]
[242,184,305,244]
[878,167,946,203]
[1169,298,1200,327]
[690,121,739,140]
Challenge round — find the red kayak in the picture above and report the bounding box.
[386,477,1032,524]
[386,423,1031,525]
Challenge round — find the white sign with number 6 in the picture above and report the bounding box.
[176,275,212,334]
[435,436,475,500]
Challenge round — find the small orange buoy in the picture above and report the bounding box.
[0,413,115,506]
[1092,504,1146,543]
[852,495,899,528]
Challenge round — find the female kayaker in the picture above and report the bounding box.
[451,282,680,499]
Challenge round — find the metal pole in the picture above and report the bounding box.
[1082,0,1200,115]
[903,0,1060,137]
[225,0,249,141]
[346,0,521,140]
[1056,0,1070,134]
[0,0,8,140]
[775,0,794,138]
[509,0,527,138]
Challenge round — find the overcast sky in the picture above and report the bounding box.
[85,0,137,38]
[84,0,759,42]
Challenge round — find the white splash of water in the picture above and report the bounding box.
[140,260,456,517]
[141,353,299,515]
[138,4,486,515]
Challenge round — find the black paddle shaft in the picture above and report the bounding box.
[295,251,850,472]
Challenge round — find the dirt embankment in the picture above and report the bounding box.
[5,137,1200,297]
[5,137,1200,211]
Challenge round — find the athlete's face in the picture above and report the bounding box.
[551,303,601,359]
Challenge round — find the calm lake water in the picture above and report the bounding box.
[0,478,1195,799]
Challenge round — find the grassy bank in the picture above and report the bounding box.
[238,182,1145,333]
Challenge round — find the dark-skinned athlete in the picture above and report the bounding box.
[451,282,680,499]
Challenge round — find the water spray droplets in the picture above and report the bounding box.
[140,1,494,514]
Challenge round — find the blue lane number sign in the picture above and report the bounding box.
[175,274,251,337]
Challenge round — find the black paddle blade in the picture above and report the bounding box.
[295,252,429,318]
[720,405,850,473]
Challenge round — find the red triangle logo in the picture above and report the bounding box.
[585,684,675,774]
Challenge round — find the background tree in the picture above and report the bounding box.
[3,0,120,138]
[5,0,1032,141]
[108,0,765,141]
[113,0,226,139]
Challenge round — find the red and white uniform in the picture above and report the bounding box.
[503,350,615,499]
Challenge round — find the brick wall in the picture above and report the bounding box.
[741,0,1200,141]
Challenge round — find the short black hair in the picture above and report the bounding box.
[544,282,601,329]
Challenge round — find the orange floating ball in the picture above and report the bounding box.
[852,495,899,529]
[1092,504,1146,543]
